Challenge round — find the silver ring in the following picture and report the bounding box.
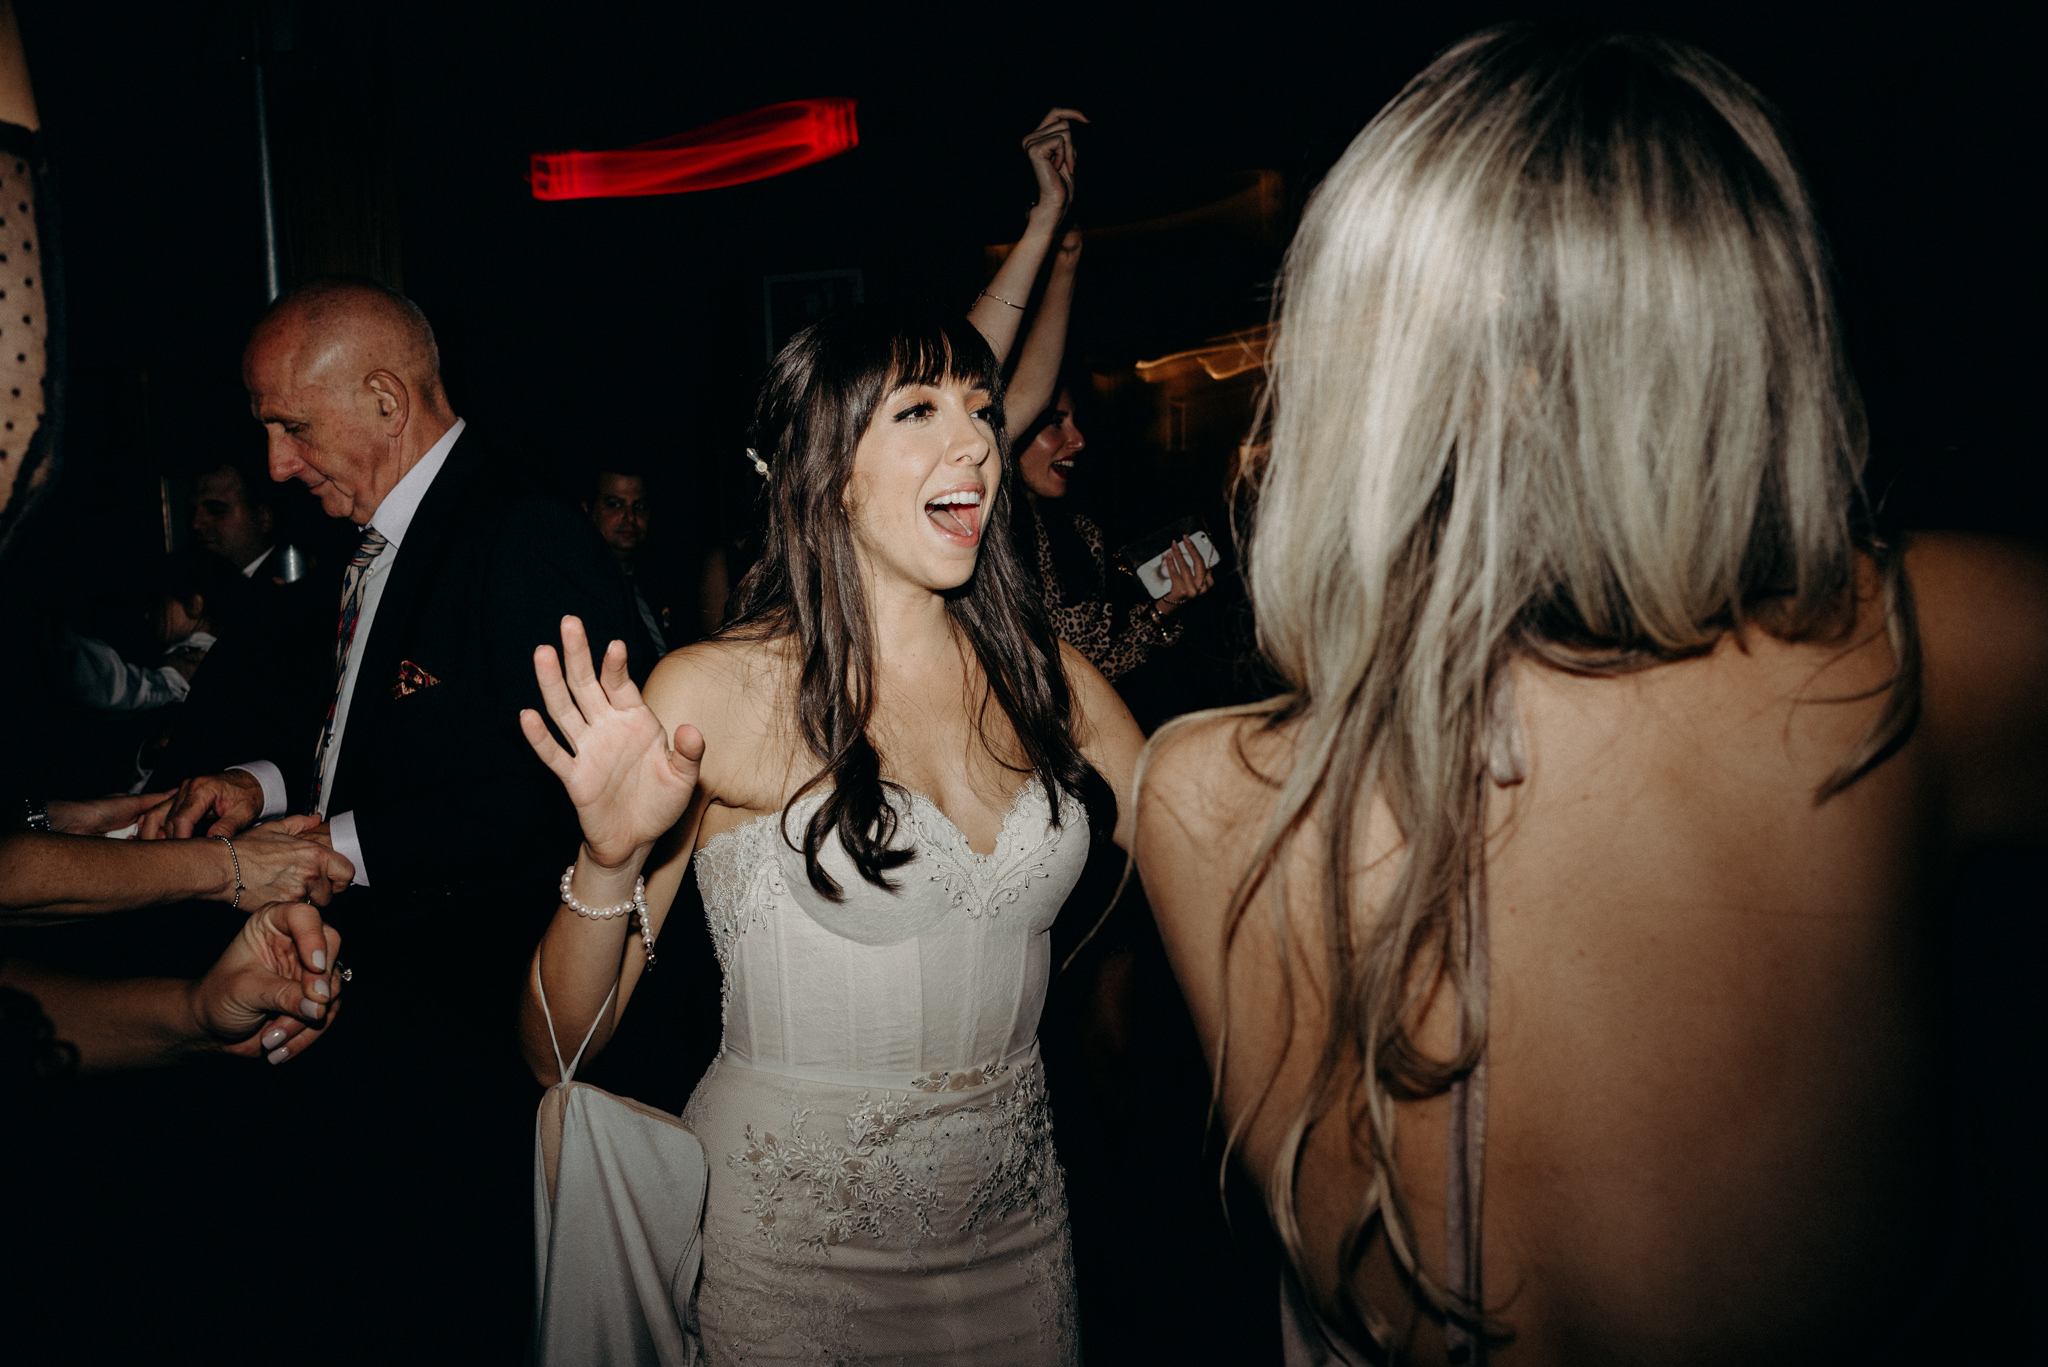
[335,962,353,983]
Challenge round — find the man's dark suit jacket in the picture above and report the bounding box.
[151,563,337,797]
[323,430,652,901]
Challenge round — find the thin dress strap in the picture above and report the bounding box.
[1442,855,1491,1365]
[533,957,619,1087]
[1445,669,1521,1365]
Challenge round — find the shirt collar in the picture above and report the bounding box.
[365,417,466,548]
[240,546,274,579]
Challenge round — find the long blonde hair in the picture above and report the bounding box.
[1184,25,1918,1347]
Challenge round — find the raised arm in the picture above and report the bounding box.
[968,108,1085,367]
[517,617,709,1084]
[1004,230,1082,444]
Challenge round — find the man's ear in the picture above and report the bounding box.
[364,370,411,430]
[257,504,275,538]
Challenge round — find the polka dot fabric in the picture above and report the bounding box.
[0,148,45,498]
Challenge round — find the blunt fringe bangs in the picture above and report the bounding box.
[725,305,1115,900]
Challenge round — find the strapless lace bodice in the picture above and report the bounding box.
[692,776,1090,1080]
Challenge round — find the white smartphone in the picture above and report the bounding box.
[1122,517,1222,600]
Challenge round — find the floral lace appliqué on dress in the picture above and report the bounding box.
[684,779,1088,1365]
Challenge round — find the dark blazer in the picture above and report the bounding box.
[323,426,651,898]
[151,562,338,794]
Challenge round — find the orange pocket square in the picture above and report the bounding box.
[393,660,442,699]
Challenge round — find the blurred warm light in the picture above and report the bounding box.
[530,98,858,200]
[984,170,1286,273]
[1136,324,1272,383]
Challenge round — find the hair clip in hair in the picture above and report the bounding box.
[745,447,769,481]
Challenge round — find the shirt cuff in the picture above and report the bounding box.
[227,761,289,819]
[329,809,368,888]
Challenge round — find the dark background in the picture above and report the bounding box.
[6,0,2040,621]
[1,3,2040,1362]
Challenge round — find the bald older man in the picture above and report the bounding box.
[147,277,650,1356]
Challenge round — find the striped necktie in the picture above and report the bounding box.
[308,526,391,814]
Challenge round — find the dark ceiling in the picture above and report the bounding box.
[12,0,2042,580]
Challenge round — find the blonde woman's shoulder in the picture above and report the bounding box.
[1904,532,2048,847]
[1136,707,1293,909]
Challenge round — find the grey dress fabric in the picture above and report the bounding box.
[533,975,709,1366]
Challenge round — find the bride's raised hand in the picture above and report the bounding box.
[520,616,705,870]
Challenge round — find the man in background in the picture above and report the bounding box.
[152,455,329,791]
[585,465,680,654]
[188,457,278,579]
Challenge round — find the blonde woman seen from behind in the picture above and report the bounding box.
[1135,26,2047,1366]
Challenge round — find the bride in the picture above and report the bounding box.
[516,306,1143,1363]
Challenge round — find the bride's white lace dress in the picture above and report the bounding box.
[682,776,1088,1364]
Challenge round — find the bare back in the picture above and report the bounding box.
[1138,535,2048,1364]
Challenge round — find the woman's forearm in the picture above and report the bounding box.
[968,205,1062,366]
[0,959,210,1071]
[1005,239,1080,442]
[519,851,650,1083]
[0,832,234,920]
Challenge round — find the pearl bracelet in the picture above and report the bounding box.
[559,865,641,918]
[559,865,659,970]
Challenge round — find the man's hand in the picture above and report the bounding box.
[47,791,172,836]
[220,822,355,908]
[522,616,704,870]
[194,900,343,1064]
[164,646,208,683]
[143,770,266,841]
[264,813,334,848]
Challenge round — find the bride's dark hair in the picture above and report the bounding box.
[725,305,1114,898]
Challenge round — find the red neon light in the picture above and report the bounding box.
[530,98,858,200]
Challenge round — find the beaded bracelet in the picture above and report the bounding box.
[213,835,245,910]
[977,288,1026,311]
[559,865,641,918]
[559,865,659,970]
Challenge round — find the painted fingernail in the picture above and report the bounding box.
[299,999,323,1020]
[261,1026,288,1050]
[311,948,327,972]
[267,1045,291,1064]
[312,977,330,1000]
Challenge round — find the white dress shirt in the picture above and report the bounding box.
[64,627,217,711]
[233,418,465,887]
[627,571,667,654]
[241,546,275,579]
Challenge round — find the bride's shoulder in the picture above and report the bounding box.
[644,636,793,727]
